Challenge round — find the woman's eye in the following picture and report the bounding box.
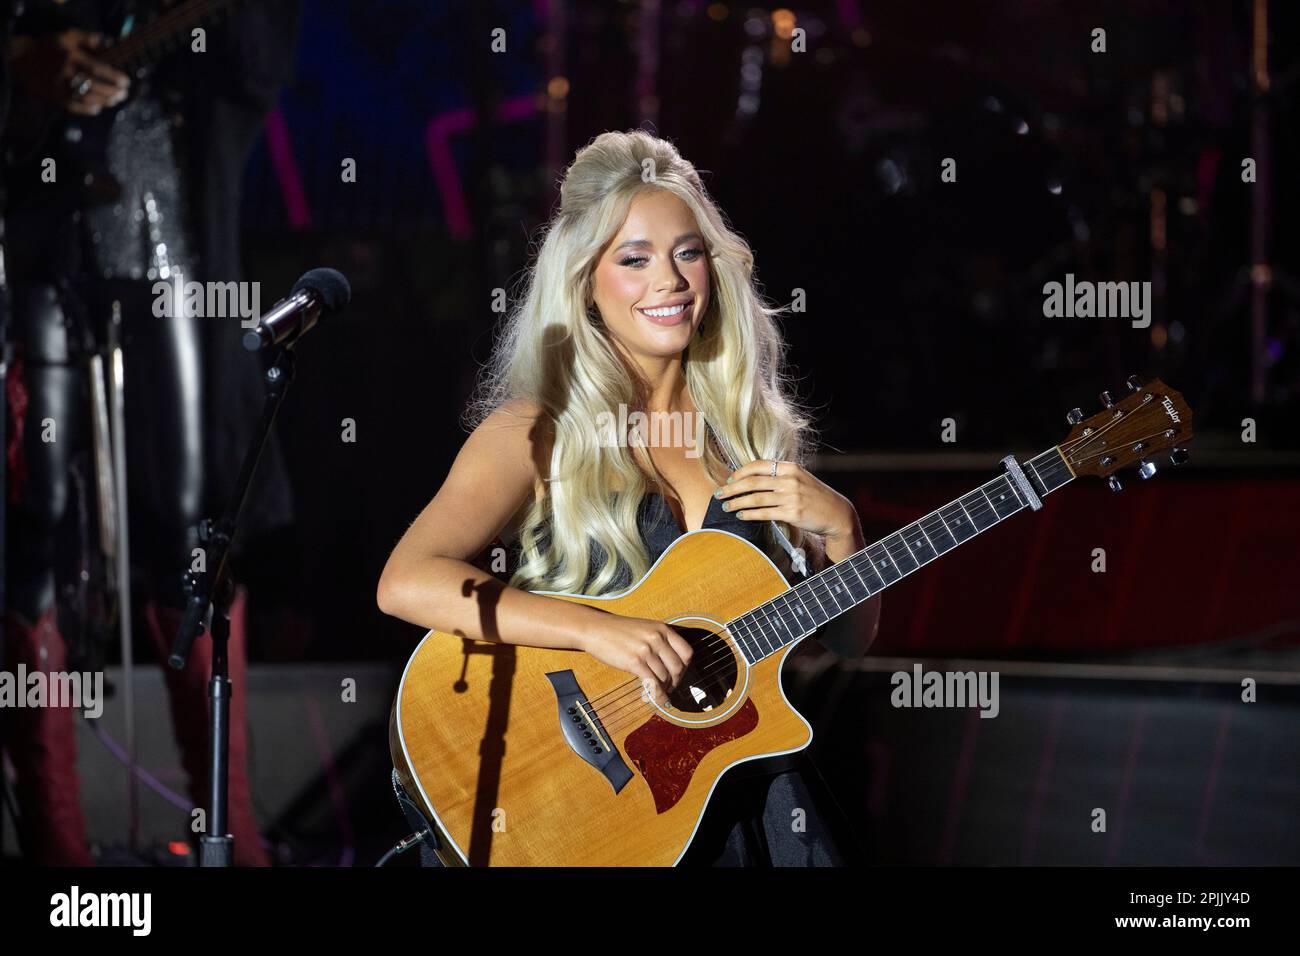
[619,248,704,268]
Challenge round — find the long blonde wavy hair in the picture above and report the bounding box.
[467,129,818,595]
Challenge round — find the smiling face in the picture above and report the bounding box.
[590,189,711,374]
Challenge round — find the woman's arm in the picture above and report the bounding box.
[377,400,596,649]
[377,400,696,700]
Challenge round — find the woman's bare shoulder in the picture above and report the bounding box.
[484,396,547,424]
[469,399,552,456]
[467,399,554,535]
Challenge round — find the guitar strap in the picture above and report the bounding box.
[705,421,809,577]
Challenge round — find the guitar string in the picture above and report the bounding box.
[586,409,1177,733]
[584,420,1108,716]
[583,449,1081,729]
[1058,427,1180,468]
[582,469,1027,718]
[592,426,1173,733]
[594,413,1174,735]
[586,463,1071,733]
[594,424,1179,736]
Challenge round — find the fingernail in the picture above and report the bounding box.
[726,476,733,484]
[713,488,722,498]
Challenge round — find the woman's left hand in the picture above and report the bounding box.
[715,459,861,548]
[719,459,879,658]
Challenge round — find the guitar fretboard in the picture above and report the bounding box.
[727,447,1074,663]
[105,0,240,72]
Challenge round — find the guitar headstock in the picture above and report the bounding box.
[1058,376,1193,490]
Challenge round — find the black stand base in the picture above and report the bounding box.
[200,835,234,868]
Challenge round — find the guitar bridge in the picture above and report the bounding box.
[545,671,634,794]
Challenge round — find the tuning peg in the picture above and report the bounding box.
[1100,390,1115,408]
[1066,407,1084,425]
[1169,447,1190,466]
[1137,459,1157,480]
[1107,475,1122,492]
[1126,375,1142,392]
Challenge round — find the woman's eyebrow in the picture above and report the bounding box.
[612,232,703,253]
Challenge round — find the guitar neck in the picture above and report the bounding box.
[103,0,240,73]
[728,446,1076,663]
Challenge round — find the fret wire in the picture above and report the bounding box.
[766,600,800,644]
[940,503,972,542]
[776,594,812,642]
[754,608,780,654]
[819,565,853,612]
[857,551,888,589]
[790,582,821,634]
[978,485,997,515]
[833,561,864,602]
[744,591,800,654]
[884,536,918,573]
[987,477,1021,518]
[757,609,781,655]
[742,611,772,657]
[789,588,819,634]
[989,477,1010,513]
[957,497,976,526]
[829,564,858,606]
[845,554,874,596]
[915,519,937,554]
[923,512,955,550]
[1024,458,1043,494]
[803,574,839,616]
[785,585,819,630]
[727,615,749,661]
[744,604,780,656]
[1004,475,1025,507]
[731,616,758,663]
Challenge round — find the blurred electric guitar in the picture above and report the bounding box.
[3,0,243,209]
[391,377,1193,866]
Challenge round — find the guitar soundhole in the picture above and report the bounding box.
[665,625,740,714]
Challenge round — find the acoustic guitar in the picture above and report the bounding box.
[391,377,1193,866]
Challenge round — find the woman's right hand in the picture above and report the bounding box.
[10,30,131,115]
[578,614,695,706]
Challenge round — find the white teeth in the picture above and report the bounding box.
[640,303,687,318]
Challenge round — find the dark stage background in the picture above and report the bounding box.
[11,0,1298,867]
[234,0,1300,661]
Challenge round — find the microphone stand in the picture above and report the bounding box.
[0,222,11,861]
[169,341,298,867]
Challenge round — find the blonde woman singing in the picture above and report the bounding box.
[379,129,881,866]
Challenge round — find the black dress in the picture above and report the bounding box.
[532,490,861,867]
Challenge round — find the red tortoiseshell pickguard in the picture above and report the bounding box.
[623,698,759,813]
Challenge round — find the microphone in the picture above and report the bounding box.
[242,268,351,351]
